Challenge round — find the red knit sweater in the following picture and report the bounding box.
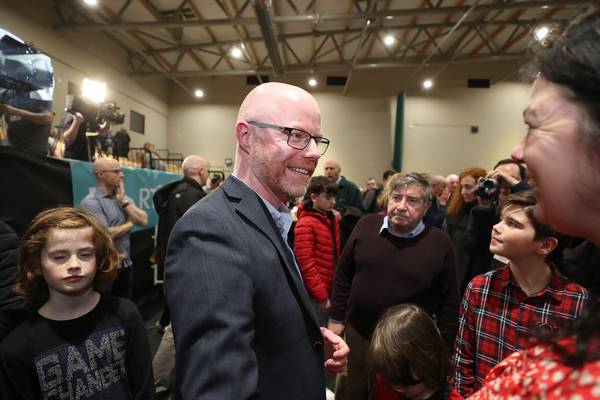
[294,201,341,302]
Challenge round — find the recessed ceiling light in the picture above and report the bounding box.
[194,89,204,98]
[231,47,243,59]
[383,35,395,46]
[83,0,98,5]
[534,26,550,42]
[422,79,433,90]
[308,78,317,87]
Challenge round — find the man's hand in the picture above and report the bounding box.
[73,112,84,125]
[321,327,349,376]
[0,104,18,117]
[327,320,345,336]
[488,169,519,188]
[115,181,126,204]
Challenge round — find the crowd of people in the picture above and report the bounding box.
[0,6,599,400]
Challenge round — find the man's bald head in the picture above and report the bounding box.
[92,157,123,191]
[324,160,341,182]
[232,82,323,205]
[182,155,209,186]
[236,82,321,124]
[93,157,119,173]
[430,175,447,197]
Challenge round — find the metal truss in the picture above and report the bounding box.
[52,0,593,93]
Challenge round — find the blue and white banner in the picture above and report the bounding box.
[69,160,180,231]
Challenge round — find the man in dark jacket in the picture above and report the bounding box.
[0,220,28,341]
[152,155,209,397]
[153,154,209,280]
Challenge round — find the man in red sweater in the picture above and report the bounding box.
[328,172,459,400]
[294,176,341,325]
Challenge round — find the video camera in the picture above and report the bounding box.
[0,30,53,109]
[66,95,125,132]
[474,178,499,200]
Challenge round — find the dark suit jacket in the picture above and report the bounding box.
[164,176,325,400]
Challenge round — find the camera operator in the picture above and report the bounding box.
[464,159,530,283]
[0,103,54,156]
[62,111,97,161]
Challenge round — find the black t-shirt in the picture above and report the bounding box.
[63,113,96,161]
[0,294,155,399]
[5,101,51,156]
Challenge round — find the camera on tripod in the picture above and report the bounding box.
[66,95,125,132]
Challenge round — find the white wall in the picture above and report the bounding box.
[0,0,170,149]
[167,92,392,187]
[401,82,532,176]
[167,82,532,187]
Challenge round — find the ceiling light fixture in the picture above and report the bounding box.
[422,79,433,90]
[195,89,205,98]
[383,35,395,46]
[534,25,551,42]
[230,47,243,59]
[308,78,317,87]
[83,0,98,5]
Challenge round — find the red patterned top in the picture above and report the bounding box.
[468,337,600,399]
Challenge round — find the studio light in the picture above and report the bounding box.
[82,78,106,103]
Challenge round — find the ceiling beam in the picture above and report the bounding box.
[55,0,589,30]
[141,17,565,56]
[253,0,284,74]
[130,52,524,77]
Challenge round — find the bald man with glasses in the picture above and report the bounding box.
[81,157,148,298]
[165,82,348,400]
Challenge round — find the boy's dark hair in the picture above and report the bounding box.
[494,159,527,181]
[368,304,450,393]
[16,207,120,307]
[497,191,566,265]
[303,175,337,200]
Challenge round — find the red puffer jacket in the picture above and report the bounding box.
[293,201,341,302]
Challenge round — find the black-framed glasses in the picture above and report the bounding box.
[99,169,123,174]
[247,121,330,155]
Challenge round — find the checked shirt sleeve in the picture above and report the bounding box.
[452,281,477,397]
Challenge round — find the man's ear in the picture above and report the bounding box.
[235,121,252,154]
[538,236,558,257]
[310,193,318,202]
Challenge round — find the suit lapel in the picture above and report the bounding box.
[222,177,320,330]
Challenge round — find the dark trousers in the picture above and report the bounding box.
[335,324,370,400]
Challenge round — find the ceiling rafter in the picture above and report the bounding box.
[229,0,261,69]
[55,0,587,31]
[498,6,563,53]
[343,0,378,95]
[418,0,465,56]
[364,0,391,60]
[337,0,356,63]
[186,1,233,70]
[62,1,192,95]
[131,51,524,78]
[272,1,289,66]
[469,8,525,56]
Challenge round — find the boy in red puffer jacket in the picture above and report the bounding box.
[294,176,341,325]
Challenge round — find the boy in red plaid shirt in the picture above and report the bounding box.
[451,191,587,397]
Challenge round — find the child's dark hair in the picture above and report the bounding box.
[16,207,120,307]
[497,191,567,265]
[368,304,451,393]
[303,175,337,200]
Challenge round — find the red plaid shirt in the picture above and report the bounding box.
[451,264,587,397]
